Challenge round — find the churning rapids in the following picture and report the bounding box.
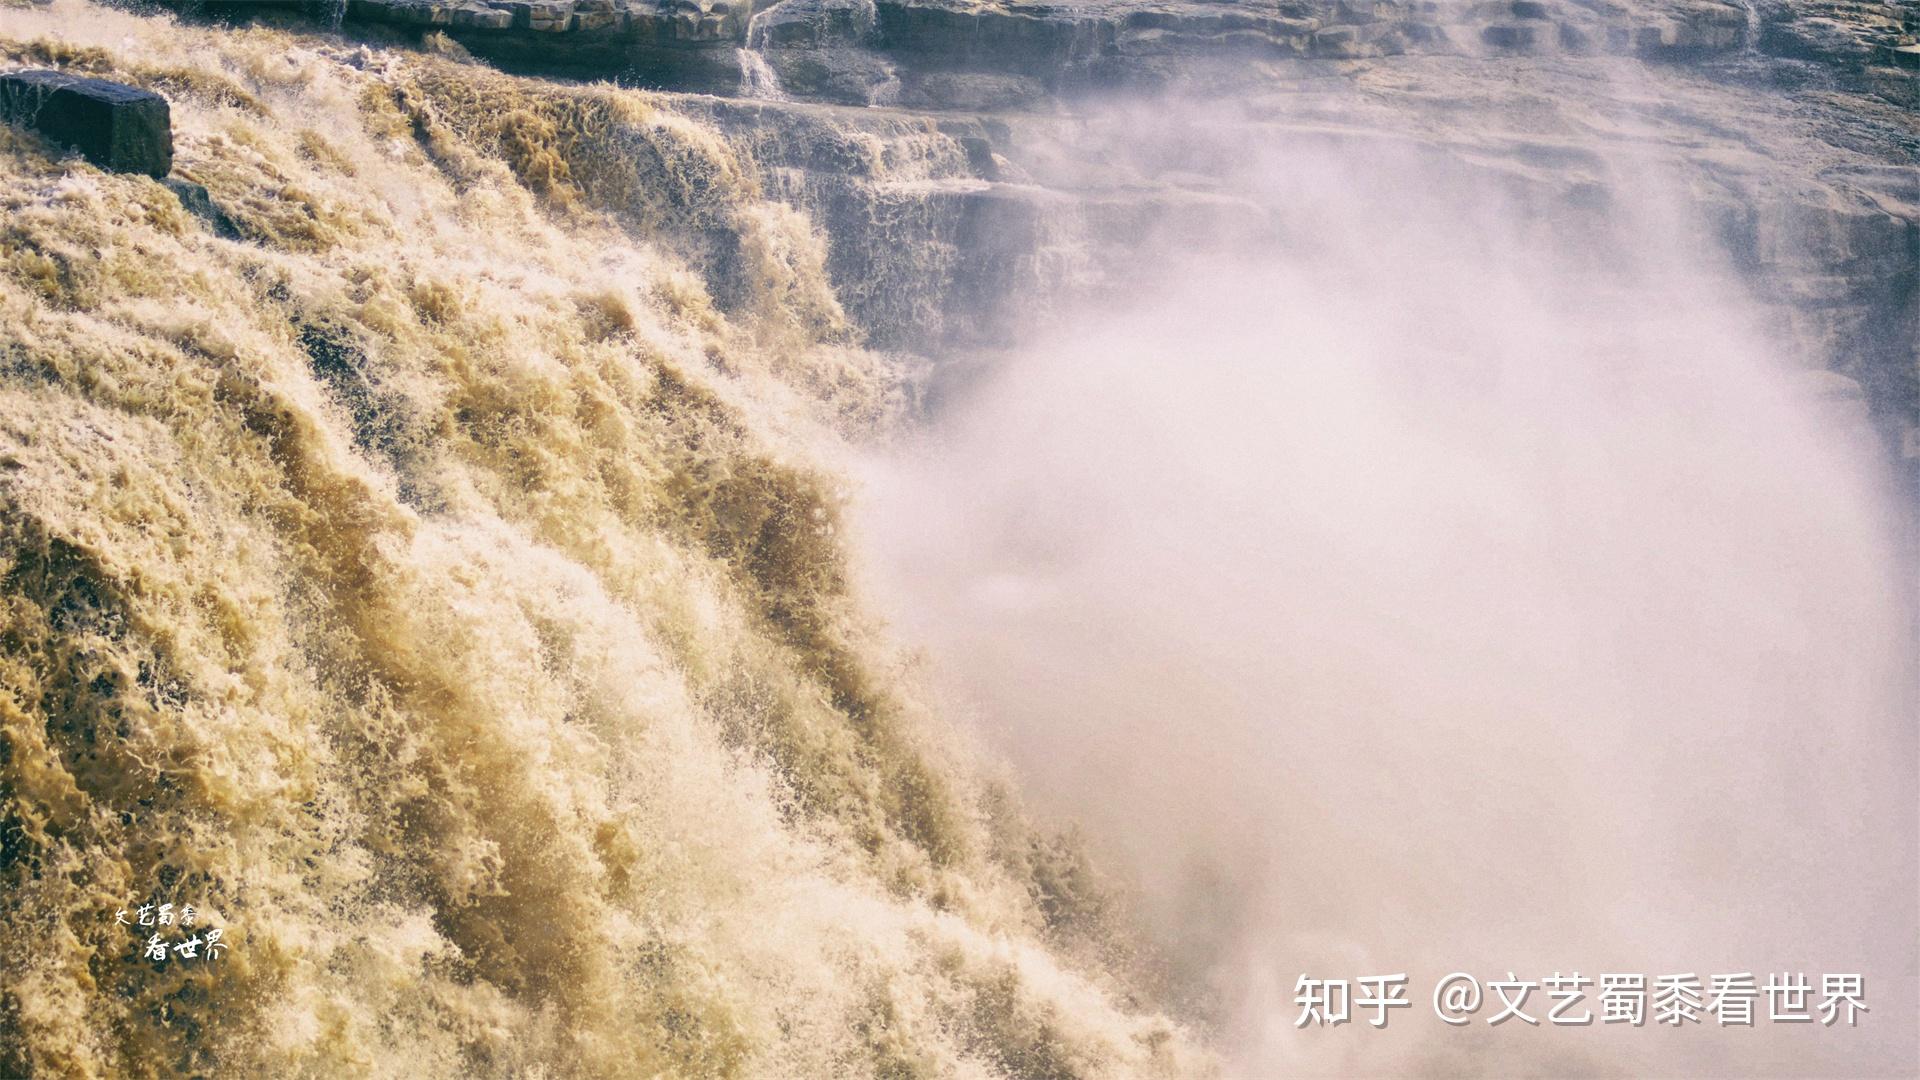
[0,0,1914,1077]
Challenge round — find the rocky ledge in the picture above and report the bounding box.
[164,0,1920,108]
[130,0,1920,473]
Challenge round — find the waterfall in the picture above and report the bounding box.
[736,44,786,100]
[1,0,1913,1076]
[0,4,1206,1075]
[736,2,790,99]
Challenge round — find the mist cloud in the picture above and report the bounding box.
[855,113,1919,1077]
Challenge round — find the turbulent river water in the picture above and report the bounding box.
[0,1,1914,1077]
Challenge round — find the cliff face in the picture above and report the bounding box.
[182,0,1920,101]
[162,0,1920,471]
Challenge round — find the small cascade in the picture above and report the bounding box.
[736,2,789,99]
[745,2,776,50]
[1739,0,1760,53]
[736,45,786,100]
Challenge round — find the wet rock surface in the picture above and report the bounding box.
[152,0,1918,460]
[174,0,1918,103]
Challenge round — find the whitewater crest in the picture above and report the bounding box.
[0,3,1209,1076]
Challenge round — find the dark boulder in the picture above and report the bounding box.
[0,70,173,177]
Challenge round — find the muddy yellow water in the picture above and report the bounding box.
[0,3,1206,1075]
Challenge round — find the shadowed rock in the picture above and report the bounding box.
[0,70,173,177]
